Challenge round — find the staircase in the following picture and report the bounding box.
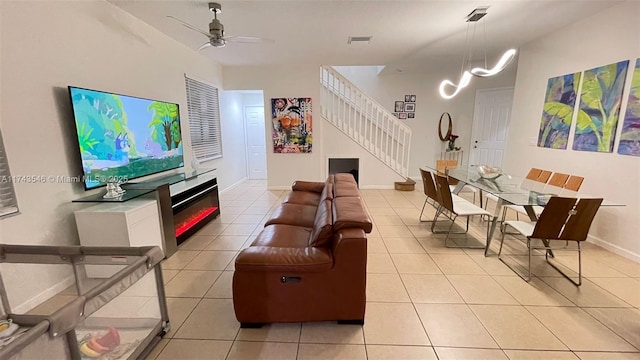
[319,66,412,178]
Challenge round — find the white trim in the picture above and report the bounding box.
[219,177,248,194]
[13,276,75,314]
[360,185,395,190]
[587,235,640,263]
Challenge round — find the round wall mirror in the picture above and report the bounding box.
[438,112,453,141]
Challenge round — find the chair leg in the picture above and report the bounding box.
[545,241,582,286]
[443,215,458,248]
[498,226,532,282]
[419,198,428,222]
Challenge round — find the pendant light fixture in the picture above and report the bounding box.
[439,7,516,99]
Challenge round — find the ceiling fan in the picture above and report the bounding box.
[167,2,272,49]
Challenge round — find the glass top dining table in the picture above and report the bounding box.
[423,165,623,256]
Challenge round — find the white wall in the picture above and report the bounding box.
[219,91,248,188]
[506,1,640,259]
[0,0,246,309]
[223,65,324,189]
[334,65,517,179]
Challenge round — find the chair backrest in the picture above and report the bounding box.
[560,198,603,241]
[537,170,552,183]
[434,174,455,213]
[436,159,458,174]
[547,172,570,188]
[564,175,584,191]
[531,197,603,242]
[420,168,439,201]
[525,168,543,181]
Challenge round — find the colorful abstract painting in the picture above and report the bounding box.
[573,60,629,152]
[618,58,640,156]
[271,97,312,153]
[537,72,581,149]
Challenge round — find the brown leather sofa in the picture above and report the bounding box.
[232,173,372,327]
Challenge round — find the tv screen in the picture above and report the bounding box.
[68,86,184,189]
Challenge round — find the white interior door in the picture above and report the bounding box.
[470,88,514,168]
[244,106,267,179]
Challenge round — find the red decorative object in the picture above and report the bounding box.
[175,206,218,237]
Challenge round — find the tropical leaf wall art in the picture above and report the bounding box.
[537,72,581,149]
[573,60,629,152]
[618,58,640,156]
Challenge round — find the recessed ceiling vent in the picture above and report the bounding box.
[348,36,372,44]
[466,6,489,22]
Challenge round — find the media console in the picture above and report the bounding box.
[74,168,220,257]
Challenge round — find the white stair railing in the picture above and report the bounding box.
[319,66,412,178]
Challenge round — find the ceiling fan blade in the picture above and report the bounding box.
[223,36,274,44]
[166,16,211,38]
[198,42,213,51]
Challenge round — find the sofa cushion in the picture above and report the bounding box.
[235,246,333,273]
[291,180,325,193]
[309,200,333,247]
[334,180,360,198]
[265,203,317,228]
[283,191,322,206]
[320,182,334,201]
[332,197,373,233]
[251,225,312,248]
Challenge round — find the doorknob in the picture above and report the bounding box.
[474,140,478,143]
[474,146,477,148]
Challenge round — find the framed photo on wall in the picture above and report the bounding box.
[404,103,415,112]
[394,101,404,112]
[399,112,408,119]
[409,95,416,102]
[408,113,415,119]
[404,95,411,102]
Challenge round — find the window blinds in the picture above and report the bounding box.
[0,130,18,218]
[185,76,223,161]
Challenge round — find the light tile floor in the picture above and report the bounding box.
[148,179,640,360]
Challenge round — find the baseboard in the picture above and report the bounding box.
[220,177,248,194]
[587,235,640,263]
[409,176,421,182]
[360,185,396,190]
[13,276,76,314]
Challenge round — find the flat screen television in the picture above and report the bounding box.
[68,86,184,189]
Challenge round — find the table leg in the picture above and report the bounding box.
[485,197,504,257]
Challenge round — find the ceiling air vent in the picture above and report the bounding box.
[466,6,489,22]
[348,36,372,45]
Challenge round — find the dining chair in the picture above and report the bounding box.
[526,168,543,180]
[485,167,547,210]
[419,168,464,222]
[432,174,491,248]
[435,159,478,204]
[563,175,584,192]
[546,172,570,188]
[498,196,603,285]
[537,170,552,183]
[507,172,571,221]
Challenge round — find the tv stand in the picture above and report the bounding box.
[74,169,220,257]
[125,168,220,248]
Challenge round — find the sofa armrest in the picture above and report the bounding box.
[291,181,325,193]
[235,246,333,273]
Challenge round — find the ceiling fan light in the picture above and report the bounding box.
[439,71,473,99]
[471,48,517,77]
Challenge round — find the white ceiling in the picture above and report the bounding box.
[109,0,621,73]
